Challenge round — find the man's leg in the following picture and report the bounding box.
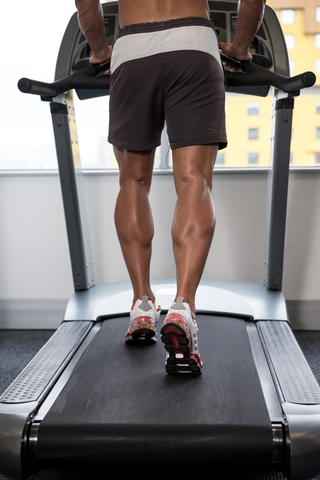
[114,147,156,305]
[160,144,218,373]
[171,144,218,314]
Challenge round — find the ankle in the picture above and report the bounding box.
[133,293,155,305]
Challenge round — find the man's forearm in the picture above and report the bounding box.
[219,0,266,61]
[75,0,111,62]
[232,0,266,58]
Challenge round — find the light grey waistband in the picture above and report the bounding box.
[110,25,222,73]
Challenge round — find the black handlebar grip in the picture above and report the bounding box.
[18,78,32,93]
[286,71,316,90]
[18,77,57,97]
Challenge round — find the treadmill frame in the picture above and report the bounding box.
[1,2,320,480]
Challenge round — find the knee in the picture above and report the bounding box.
[176,168,213,195]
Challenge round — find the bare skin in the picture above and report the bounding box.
[118,0,210,27]
[114,145,218,314]
[75,0,265,312]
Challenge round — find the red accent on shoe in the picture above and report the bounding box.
[190,353,202,368]
[132,315,154,326]
[164,325,183,336]
[170,333,180,349]
[164,313,189,328]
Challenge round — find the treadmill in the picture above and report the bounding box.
[1,1,320,479]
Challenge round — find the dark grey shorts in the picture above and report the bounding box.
[108,17,227,151]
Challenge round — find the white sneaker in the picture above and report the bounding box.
[125,296,161,343]
[160,297,202,374]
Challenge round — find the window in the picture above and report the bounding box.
[2,0,77,170]
[216,153,225,165]
[247,102,260,116]
[289,59,295,75]
[285,34,295,50]
[248,128,259,140]
[317,127,320,139]
[3,1,320,171]
[315,152,320,164]
[248,153,259,164]
[280,9,295,25]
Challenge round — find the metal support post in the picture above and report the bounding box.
[50,91,94,292]
[264,89,297,291]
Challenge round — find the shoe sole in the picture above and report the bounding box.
[160,323,202,375]
[125,324,157,343]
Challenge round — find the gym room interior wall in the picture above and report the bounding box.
[0,170,319,329]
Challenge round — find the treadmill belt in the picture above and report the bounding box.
[37,315,273,467]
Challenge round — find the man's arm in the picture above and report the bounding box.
[75,0,112,64]
[219,0,266,61]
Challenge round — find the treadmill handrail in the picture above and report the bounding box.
[17,56,315,99]
[221,53,316,93]
[17,61,111,99]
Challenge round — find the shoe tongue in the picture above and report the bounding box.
[140,296,152,312]
[171,297,186,310]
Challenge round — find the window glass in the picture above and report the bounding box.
[280,9,295,24]
[289,59,295,75]
[248,128,259,140]
[285,34,295,50]
[3,1,320,170]
[247,102,260,116]
[248,153,259,164]
[2,0,76,170]
[216,153,225,165]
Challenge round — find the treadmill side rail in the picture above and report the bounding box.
[0,322,93,480]
[282,403,320,480]
[0,402,38,480]
[259,321,320,405]
[0,322,92,404]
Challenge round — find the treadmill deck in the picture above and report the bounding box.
[34,315,273,467]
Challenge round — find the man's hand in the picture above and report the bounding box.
[90,45,112,74]
[218,42,252,62]
[218,0,266,66]
[75,0,112,72]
